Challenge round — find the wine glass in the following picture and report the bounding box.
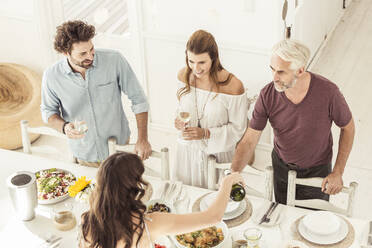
[177,109,190,130]
[74,119,88,144]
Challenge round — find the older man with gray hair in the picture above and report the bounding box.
[231,39,355,204]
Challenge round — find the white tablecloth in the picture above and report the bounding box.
[0,148,368,247]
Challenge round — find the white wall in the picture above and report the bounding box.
[0,0,351,165]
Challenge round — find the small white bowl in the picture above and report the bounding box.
[146,199,175,213]
[171,221,229,248]
[302,211,340,236]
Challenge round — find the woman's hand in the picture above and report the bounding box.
[174,117,187,130]
[182,127,205,140]
[221,172,245,188]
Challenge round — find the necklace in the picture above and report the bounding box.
[194,81,213,128]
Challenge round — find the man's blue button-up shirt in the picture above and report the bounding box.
[40,49,149,162]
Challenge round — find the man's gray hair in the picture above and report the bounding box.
[272,39,311,71]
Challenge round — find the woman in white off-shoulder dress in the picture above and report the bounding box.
[173,30,249,188]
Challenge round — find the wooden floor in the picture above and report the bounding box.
[310,0,372,219]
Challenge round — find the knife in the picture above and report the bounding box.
[266,202,279,219]
[259,202,275,225]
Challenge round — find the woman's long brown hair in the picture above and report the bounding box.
[177,30,231,100]
[81,152,148,248]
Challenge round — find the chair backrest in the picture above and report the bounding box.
[20,120,75,162]
[287,170,358,217]
[108,137,170,180]
[207,155,274,200]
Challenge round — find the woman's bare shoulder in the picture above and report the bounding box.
[219,71,245,95]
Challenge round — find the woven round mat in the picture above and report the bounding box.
[292,215,355,248]
[192,193,252,228]
[142,182,153,203]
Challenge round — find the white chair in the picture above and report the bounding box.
[108,137,170,180]
[287,170,358,217]
[20,120,75,163]
[207,155,274,200]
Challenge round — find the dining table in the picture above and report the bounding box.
[0,148,369,248]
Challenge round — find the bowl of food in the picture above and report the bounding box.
[172,221,229,248]
[35,168,76,204]
[146,199,174,213]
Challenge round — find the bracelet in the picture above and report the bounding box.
[62,121,70,134]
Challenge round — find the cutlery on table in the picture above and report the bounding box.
[259,202,279,225]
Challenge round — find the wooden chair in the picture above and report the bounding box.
[207,155,274,200]
[287,170,358,217]
[108,137,170,180]
[20,120,75,162]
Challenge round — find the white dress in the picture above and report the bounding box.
[173,83,248,188]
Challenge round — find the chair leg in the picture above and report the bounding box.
[207,155,217,190]
[160,147,170,180]
[287,170,297,206]
[108,136,117,156]
[20,120,32,154]
[346,182,358,217]
[264,166,274,201]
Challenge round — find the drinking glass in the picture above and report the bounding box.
[176,106,191,141]
[74,119,88,144]
[52,202,76,231]
[243,228,262,248]
[177,106,190,130]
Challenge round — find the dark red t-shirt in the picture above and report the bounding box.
[249,72,352,169]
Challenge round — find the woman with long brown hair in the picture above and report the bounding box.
[79,151,244,248]
[174,30,249,188]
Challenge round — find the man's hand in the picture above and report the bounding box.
[321,171,344,195]
[182,127,205,140]
[135,139,152,160]
[64,122,85,139]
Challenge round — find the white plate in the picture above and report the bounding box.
[36,168,76,205]
[222,200,246,220]
[171,221,231,248]
[200,195,246,220]
[200,192,240,214]
[298,216,348,245]
[302,211,340,236]
[146,199,175,213]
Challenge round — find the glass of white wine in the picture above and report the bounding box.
[74,119,88,144]
[243,228,262,248]
[178,111,190,129]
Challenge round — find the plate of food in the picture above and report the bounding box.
[171,221,231,248]
[146,199,175,213]
[35,168,76,205]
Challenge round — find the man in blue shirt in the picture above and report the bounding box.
[41,20,152,166]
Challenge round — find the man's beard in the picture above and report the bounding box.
[70,57,93,69]
[274,77,297,92]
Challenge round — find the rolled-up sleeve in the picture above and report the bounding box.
[117,54,149,114]
[40,71,61,123]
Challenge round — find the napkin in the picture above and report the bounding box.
[253,201,284,226]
